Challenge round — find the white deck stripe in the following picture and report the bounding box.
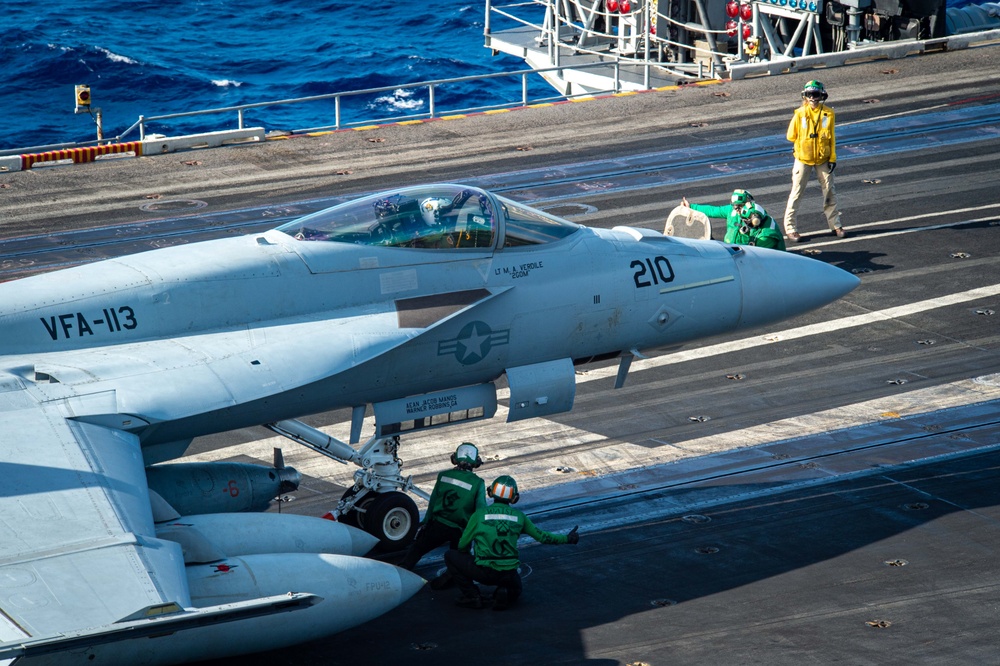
[576,283,1000,384]
[789,203,1000,246]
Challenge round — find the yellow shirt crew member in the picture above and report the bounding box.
[783,80,845,241]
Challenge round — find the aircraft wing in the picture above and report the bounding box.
[0,373,190,642]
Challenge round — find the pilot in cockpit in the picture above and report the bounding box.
[366,189,493,249]
[416,196,459,248]
[419,197,454,225]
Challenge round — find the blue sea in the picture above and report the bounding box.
[1,0,542,150]
[2,0,980,151]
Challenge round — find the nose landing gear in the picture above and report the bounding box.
[265,421,429,550]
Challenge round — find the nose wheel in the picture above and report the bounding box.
[364,492,419,549]
[344,490,418,551]
[264,422,429,551]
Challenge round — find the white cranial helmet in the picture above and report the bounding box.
[420,197,451,225]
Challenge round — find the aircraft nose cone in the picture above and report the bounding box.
[344,525,381,556]
[734,246,860,329]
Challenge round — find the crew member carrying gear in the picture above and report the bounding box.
[398,443,486,574]
[444,475,580,610]
[733,202,787,251]
[681,190,754,243]
[784,80,845,241]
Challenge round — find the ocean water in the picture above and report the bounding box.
[1,0,541,150]
[1,0,980,151]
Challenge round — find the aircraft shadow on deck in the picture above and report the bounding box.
[199,439,1000,665]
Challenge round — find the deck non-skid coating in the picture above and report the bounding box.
[3,101,999,281]
[216,446,1000,665]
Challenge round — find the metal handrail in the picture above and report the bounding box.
[131,62,621,140]
[0,61,624,157]
[488,0,730,83]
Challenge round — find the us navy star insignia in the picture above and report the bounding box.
[438,321,510,365]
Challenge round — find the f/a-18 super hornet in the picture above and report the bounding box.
[0,184,858,664]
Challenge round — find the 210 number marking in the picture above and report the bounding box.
[631,256,674,288]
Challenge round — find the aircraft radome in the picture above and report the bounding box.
[0,184,859,664]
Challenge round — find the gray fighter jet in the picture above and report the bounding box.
[0,184,858,664]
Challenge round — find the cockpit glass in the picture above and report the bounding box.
[276,185,496,249]
[496,195,581,246]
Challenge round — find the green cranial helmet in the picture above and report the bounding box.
[802,80,828,100]
[731,189,754,209]
[740,202,766,226]
[488,475,520,504]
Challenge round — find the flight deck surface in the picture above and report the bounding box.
[1,45,998,665]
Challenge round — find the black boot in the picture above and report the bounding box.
[429,572,455,590]
[492,586,510,611]
[455,593,483,609]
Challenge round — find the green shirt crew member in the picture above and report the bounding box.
[444,475,579,610]
[399,443,486,573]
[682,189,754,243]
[732,202,787,251]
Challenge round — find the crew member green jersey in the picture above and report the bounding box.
[688,202,742,244]
[457,503,570,571]
[732,214,787,251]
[423,468,486,530]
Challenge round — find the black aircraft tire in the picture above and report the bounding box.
[364,492,419,551]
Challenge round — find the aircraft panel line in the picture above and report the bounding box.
[659,275,735,294]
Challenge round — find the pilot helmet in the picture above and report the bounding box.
[801,80,828,101]
[739,202,766,227]
[731,189,754,210]
[419,197,452,225]
[488,475,519,504]
[451,442,482,469]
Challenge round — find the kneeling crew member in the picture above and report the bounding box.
[444,475,580,610]
[734,202,786,250]
[399,443,486,572]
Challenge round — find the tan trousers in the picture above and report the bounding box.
[783,159,841,235]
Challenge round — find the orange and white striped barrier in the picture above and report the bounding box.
[19,141,143,170]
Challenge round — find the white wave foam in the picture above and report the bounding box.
[212,79,244,88]
[97,47,138,65]
[372,88,424,111]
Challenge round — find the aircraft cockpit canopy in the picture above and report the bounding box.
[277,184,497,250]
[494,194,581,247]
[276,184,582,250]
